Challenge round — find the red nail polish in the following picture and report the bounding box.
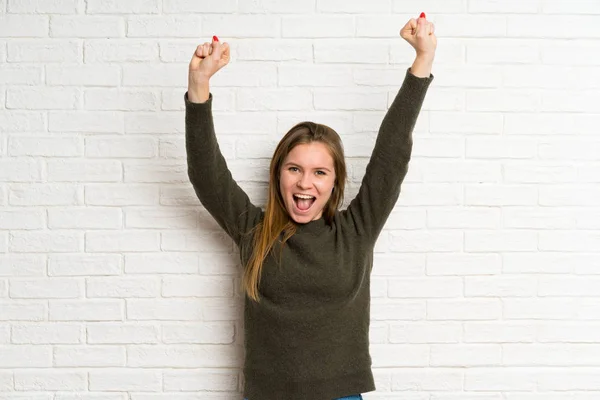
[419,12,426,19]
[213,35,219,42]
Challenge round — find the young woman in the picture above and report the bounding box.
[185,14,436,400]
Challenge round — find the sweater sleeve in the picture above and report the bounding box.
[343,68,433,242]
[185,92,263,246]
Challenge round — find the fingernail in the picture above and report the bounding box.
[213,35,219,42]
[419,12,426,19]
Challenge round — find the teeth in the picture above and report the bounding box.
[294,194,315,199]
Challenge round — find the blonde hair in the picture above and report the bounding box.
[242,121,347,302]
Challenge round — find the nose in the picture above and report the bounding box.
[296,172,312,189]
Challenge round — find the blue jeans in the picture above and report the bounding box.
[244,396,362,400]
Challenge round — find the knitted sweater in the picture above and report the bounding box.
[185,68,433,400]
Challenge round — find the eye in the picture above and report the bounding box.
[288,167,299,172]
[316,171,326,176]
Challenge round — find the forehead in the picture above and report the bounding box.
[284,142,334,167]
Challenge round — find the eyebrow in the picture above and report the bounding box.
[283,162,332,173]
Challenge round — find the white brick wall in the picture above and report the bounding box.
[1,0,599,398]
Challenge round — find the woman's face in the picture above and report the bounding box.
[279,142,336,224]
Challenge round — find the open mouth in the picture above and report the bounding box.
[293,194,316,212]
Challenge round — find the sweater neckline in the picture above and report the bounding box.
[294,216,328,235]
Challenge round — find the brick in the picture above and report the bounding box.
[85,89,158,111]
[388,277,463,298]
[88,369,161,391]
[9,231,82,253]
[389,322,461,344]
[10,278,82,299]
[49,111,123,133]
[0,209,44,229]
[128,16,201,38]
[87,322,158,344]
[427,207,500,229]
[127,299,203,321]
[86,137,156,158]
[391,368,463,391]
[539,231,600,252]
[47,160,122,182]
[86,277,159,298]
[466,137,537,159]
[48,254,121,276]
[163,369,238,391]
[49,300,123,321]
[430,111,502,134]
[502,253,593,274]
[124,253,198,274]
[54,345,125,367]
[435,14,506,37]
[85,40,158,63]
[127,345,240,367]
[427,299,501,321]
[505,113,600,135]
[9,136,82,157]
[282,16,354,37]
[372,254,425,277]
[504,163,577,183]
[502,207,578,229]
[0,65,43,84]
[85,184,158,206]
[12,323,82,344]
[0,255,45,276]
[125,112,184,136]
[86,0,159,14]
[279,65,353,87]
[465,276,537,297]
[543,40,600,65]
[125,208,198,229]
[0,111,45,133]
[165,0,236,13]
[371,299,425,321]
[503,298,577,320]
[0,160,41,182]
[464,321,536,343]
[508,15,600,38]
[46,65,120,86]
[315,40,388,64]
[465,230,537,252]
[0,345,51,367]
[321,0,390,13]
[389,230,463,253]
[162,276,233,298]
[467,89,539,112]
[48,207,122,229]
[431,344,501,366]
[238,0,311,13]
[0,370,11,390]
[238,87,312,111]
[235,39,311,62]
[538,322,600,343]
[161,322,235,344]
[540,185,600,206]
[14,370,86,391]
[370,344,428,367]
[85,231,160,252]
[7,40,81,62]
[465,368,536,391]
[0,15,48,37]
[160,231,231,252]
[8,86,79,110]
[50,16,125,37]
[8,0,79,13]
[202,15,278,37]
[314,90,386,111]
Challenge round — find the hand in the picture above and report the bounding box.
[400,14,437,59]
[188,36,230,90]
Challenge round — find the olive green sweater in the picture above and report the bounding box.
[185,68,433,400]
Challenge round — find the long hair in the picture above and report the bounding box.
[242,121,347,302]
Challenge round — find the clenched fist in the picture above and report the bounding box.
[188,36,230,103]
[400,14,437,58]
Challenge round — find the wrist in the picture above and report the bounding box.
[188,80,210,104]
